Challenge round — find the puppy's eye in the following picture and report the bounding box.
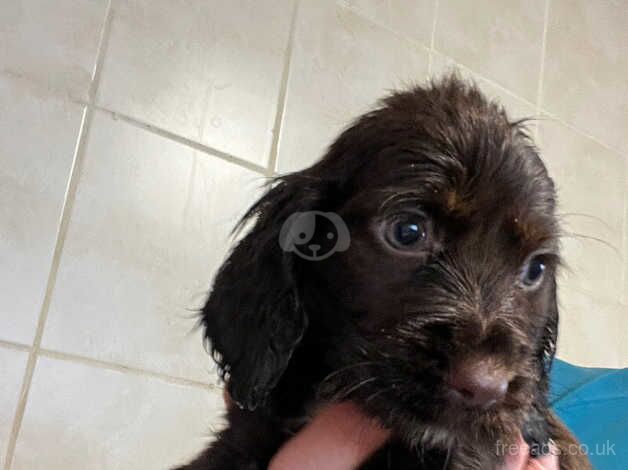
[384,213,429,250]
[520,256,546,288]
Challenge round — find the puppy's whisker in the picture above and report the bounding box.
[442,444,452,470]
[364,387,391,404]
[320,361,380,385]
[556,212,609,226]
[560,232,619,254]
[363,377,407,404]
[336,377,378,399]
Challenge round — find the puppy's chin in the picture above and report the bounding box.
[353,381,533,452]
[395,404,525,455]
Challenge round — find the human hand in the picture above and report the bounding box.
[223,392,559,470]
[268,402,390,470]
[499,434,559,470]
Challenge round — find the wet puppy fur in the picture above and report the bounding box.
[177,76,590,470]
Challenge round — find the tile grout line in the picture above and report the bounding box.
[432,47,538,108]
[69,5,624,168]
[427,0,440,76]
[38,349,219,392]
[3,2,113,469]
[3,88,87,470]
[96,45,624,166]
[1,5,621,166]
[0,73,267,176]
[90,105,267,175]
[429,44,624,158]
[536,111,626,158]
[339,2,432,61]
[534,0,551,140]
[87,67,622,163]
[266,0,300,176]
[0,340,31,354]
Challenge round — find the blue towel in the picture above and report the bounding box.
[550,359,628,469]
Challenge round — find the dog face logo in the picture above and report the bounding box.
[279,211,350,260]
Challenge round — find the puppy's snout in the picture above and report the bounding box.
[447,358,511,409]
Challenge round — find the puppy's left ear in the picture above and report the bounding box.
[522,277,559,455]
[202,176,322,410]
[539,276,559,387]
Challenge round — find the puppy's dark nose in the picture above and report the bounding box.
[447,359,510,409]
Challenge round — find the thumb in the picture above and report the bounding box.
[269,402,390,470]
[526,441,559,470]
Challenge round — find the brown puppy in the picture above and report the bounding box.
[178,76,591,470]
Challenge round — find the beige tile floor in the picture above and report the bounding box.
[1,1,627,468]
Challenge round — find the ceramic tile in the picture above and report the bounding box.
[0,347,28,468]
[97,0,294,167]
[556,287,627,368]
[538,119,626,304]
[340,0,436,45]
[430,51,537,122]
[543,0,628,155]
[12,356,224,470]
[625,168,628,305]
[0,76,84,344]
[42,111,262,383]
[0,0,107,101]
[339,0,389,24]
[389,0,437,45]
[434,0,545,102]
[277,0,430,173]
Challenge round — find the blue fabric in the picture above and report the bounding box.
[550,359,628,469]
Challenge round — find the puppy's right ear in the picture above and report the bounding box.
[202,177,320,410]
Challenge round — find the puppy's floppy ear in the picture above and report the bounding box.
[522,276,559,455]
[539,276,558,386]
[202,176,321,410]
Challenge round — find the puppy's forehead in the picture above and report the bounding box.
[331,78,558,248]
